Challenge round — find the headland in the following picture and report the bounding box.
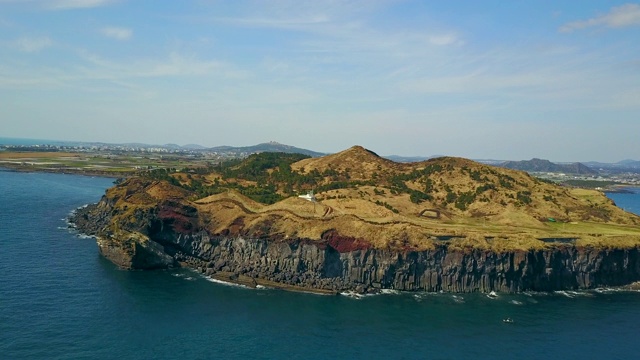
[71,146,640,294]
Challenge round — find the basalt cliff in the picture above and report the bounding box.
[72,146,640,293]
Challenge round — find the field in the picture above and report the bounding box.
[0,151,212,177]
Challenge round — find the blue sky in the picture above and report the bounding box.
[1,0,639,161]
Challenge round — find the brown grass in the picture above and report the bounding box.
[104,146,640,252]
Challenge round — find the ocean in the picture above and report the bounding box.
[1,169,640,360]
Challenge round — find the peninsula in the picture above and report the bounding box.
[72,146,640,293]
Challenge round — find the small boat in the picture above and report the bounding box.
[486,291,498,299]
[503,318,514,323]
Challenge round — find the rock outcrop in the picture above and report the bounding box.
[73,197,640,293]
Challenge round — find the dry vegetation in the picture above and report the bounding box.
[107,146,640,252]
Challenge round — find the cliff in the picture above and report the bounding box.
[71,146,640,293]
[73,199,640,293]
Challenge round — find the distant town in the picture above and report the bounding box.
[1,140,639,188]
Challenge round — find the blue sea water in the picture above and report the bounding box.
[1,170,640,360]
[608,188,640,217]
[0,137,63,146]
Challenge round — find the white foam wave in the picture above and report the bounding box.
[411,292,437,302]
[339,291,373,299]
[594,287,624,294]
[554,291,575,298]
[205,276,249,288]
[486,291,499,299]
[379,289,400,295]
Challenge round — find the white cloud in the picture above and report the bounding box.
[14,36,52,52]
[49,0,116,9]
[0,0,117,9]
[101,27,132,40]
[428,34,458,46]
[560,3,640,32]
[77,51,243,79]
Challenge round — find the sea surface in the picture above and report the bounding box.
[1,170,640,360]
[0,137,65,146]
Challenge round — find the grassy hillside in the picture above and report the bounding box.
[107,146,640,252]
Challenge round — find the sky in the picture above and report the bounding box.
[1,0,639,162]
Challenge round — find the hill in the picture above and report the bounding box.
[208,141,324,157]
[73,145,640,293]
[101,145,639,250]
[500,158,597,175]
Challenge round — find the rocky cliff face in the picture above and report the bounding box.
[73,198,640,293]
[160,233,640,293]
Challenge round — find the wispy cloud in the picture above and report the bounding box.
[212,3,462,67]
[101,26,132,40]
[428,34,459,46]
[560,3,640,32]
[48,0,117,9]
[14,36,52,52]
[75,50,245,81]
[0,0,118,10]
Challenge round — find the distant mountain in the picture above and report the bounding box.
[119,142,164,148]
[583,160,640,173]
[182,144,207,150]
[500,158,598,175]
[162,143,182,149]
[472,159,508,165]
[208,141,325,157]
[383,155,434,163]
[616,160,640,169]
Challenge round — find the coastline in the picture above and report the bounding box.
[189,262,640,296]
[0,164,129,178]
[204,271,339,295]
[604,185,637,194]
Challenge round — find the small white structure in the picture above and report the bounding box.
[298,190,316,202]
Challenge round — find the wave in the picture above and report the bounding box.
[67,204,89,219]
[379,289,401,295]
[339,288,404,299]
[339,291,374,299]
[486,291,499,299]
[592,287,636,294]
[76,234,96,240]
[204,276,250,289]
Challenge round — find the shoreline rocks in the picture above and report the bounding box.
[72,201,640,294]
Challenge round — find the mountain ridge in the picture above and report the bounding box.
[500,158,598,175]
